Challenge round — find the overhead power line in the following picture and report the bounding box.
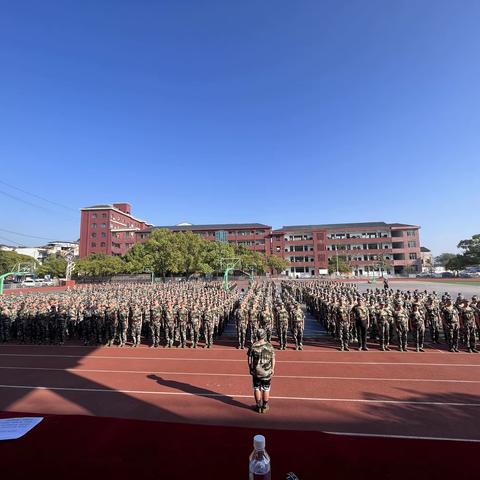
[0,179,77,212]
[0,235,20,246]
[0,228,57,242]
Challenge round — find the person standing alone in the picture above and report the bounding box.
[247,328,275,413]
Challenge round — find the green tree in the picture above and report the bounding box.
[457,234,480,264]
[74,254,126,277]
[37,255,67,278]
[445,254,470,272]
[328,255,351,274]
[434,253,457,266]
[0,251,38,274]
[267,255,290,274]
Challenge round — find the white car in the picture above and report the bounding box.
[21,279,36,287]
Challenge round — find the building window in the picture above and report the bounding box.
[100,242,106,247]
[101,223,107,228]
[91,233,96,238]
[91,242,96,247]
[92,223,97,228]
[407,230,416,236]
[101,232,107,238]
[408,241,416,248]
[102,213,107,218]
[92,213,97,219]
[409,253,417,260]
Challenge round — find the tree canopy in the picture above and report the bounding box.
[328,255,351,274]
[37,255,67,278]
[0,251,38,275]
[74,230,277,278]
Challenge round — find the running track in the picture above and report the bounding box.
[1,339,479,442]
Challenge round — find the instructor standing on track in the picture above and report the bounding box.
[247,328,276,413]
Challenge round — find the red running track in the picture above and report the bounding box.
[0,342,480,441]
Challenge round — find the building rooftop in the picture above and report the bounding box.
[420,246,431,252]
[274,221,420,232]
[142,223,271,233]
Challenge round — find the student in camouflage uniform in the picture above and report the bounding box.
[336,298,351,351]
[247,328,276,413]
[441,299,460,352]
[351,298,370,351]
[393,302,409,351]
[410,303,426,352]
[176,304,188,348]
[277,306,289,350]
[149,301,162,348]
[235,306,248,349]
[131,303,143,347]
[459,299,478,353]
[291,305,304,351]
[118,304,129,347]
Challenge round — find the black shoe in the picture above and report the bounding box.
[344,346,350,351]
[419,348,425,352]
[385,346,390,351]
[472,348,479,353]
[362,347,368,351]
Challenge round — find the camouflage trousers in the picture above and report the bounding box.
[177,322,187,348]
[292,322,304,350]
[445,322,459,351]
[190,322,200,348]
[236,323,247,349]
[165,322,175,347]
[149,321,161,347]
[204,321,214,348]
[464,322,477,351]
[0,318,10,342]
[278,322,288,350]
[413,323,425,350]
[377,321,390,349]
[118,321,128,346]
[131,321,142,347]
[338,321,350,350]
[396,321,408,350]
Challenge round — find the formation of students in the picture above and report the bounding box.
[0,281,240,348]
[297,280,479,352]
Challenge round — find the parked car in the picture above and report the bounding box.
[441,272,455,278]
[21,278,36,287]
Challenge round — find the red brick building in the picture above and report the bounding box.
[79,203,421,276]
[271,222,421,277]
[79,203,152,258]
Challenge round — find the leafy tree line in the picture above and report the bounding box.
[75,229,291,278]
[435,234,480,271]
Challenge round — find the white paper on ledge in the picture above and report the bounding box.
[0,417,44,441]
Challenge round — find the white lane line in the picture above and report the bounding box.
[0,366,479,384]
[0,353,479,367]
[0,384,480,407]
[324,431,480,443]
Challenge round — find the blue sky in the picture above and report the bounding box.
[1,1,479,255]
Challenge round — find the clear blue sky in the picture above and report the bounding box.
[1,1,479,255]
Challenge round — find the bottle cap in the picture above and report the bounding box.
[254,434,265,450]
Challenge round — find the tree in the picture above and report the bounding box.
[237,249,268,275]
[434,253,457,267]
[37,255,67,278]
[74,254,126,277]
[0,251,38,274]
[445,254,470,272]
[328,255,351,274]
[267,255,290,275]
[457,234,480,264]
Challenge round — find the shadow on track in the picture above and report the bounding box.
[147,374,252,411]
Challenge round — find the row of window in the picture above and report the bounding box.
[91,213,108,219]
[328,231,390,240]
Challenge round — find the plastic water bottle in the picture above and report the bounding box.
[249,434,271,480]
